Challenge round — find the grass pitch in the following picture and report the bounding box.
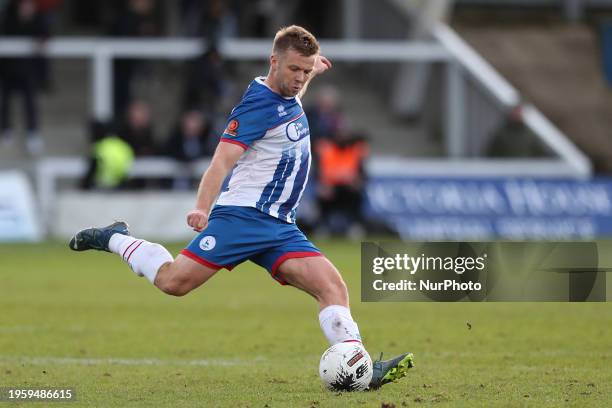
[1,240,611,407]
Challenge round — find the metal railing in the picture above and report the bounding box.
[0,37,448,120]
[0,35,590,174]
[432,24,591,177]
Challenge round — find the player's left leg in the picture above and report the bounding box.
[69,221,220,296]
[152,255,219,296]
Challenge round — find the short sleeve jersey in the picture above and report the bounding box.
[216,77,312,223]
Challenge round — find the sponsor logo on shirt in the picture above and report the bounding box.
[277,105,288,117]
[286,117,310,142]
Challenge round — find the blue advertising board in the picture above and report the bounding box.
[365,178,612,239]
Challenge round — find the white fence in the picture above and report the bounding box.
[36,156,589,237]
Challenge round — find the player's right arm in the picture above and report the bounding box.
[187,142,244,232]
[187,90,270,231]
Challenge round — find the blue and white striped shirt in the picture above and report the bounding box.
[216,77,311,223]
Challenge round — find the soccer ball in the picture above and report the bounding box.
[319,342,373,392]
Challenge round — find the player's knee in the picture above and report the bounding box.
[158,275,193,297]
[159,280,191,297]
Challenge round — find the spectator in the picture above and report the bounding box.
[34,0,61,91]
[109,0,161,118]
[200,0,237,43]
[119,100,157,157]
[0,0,49,155]
[316,124,370,238]
[487,106,548,157]
[181,0,238,40]
[81,120,134,190]
[163,109,213,189]
[165,109,213,161]
[306,85,344,144]
[114,100,158,190]
[179,0,201,37]
[183,45,227,113]
[306,86,345,183]
[245,0,276,38]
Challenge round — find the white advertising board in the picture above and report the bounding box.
[0,171,42,242]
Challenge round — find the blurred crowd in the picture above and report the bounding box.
[80,80,374,236]
[0,0,238,155]
[0,0,374,236]
[0,0,55,154]
[0,0,346,154]
[0,0,394,235]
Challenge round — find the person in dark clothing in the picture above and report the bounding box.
[305,85,345,184]
[34,0,60,92]
[163,109,213,189]
[183,46,226,113]
[0,0,49,155]
[180,0,237,40]
[200,0,237,43]
[119,99,157,157]
[109,0,160,118]
[306,85,343,145]
[165,109,212,161]
[114,99,157,190]
[487,106,548,158]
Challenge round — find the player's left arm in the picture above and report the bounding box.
[297,55,332,99]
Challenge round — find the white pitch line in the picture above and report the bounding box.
[0,356,266,367]
[0,326,41,333]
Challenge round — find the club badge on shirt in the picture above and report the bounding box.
[199,236,216,251]
[225,119,240,137]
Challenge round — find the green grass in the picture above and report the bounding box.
[0,241,611,407]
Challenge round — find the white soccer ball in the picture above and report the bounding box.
[319,342,373,392]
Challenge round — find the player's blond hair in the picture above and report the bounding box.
[272,25,319,57]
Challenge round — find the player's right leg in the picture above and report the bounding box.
[273,255,362,344]
[272,243,414,390]
[369,352,415,390]
[69,221,219,296]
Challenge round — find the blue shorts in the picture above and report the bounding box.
[181,205,322,284]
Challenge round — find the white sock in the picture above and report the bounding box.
[319,305,362,345]
[108,233,173,284]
